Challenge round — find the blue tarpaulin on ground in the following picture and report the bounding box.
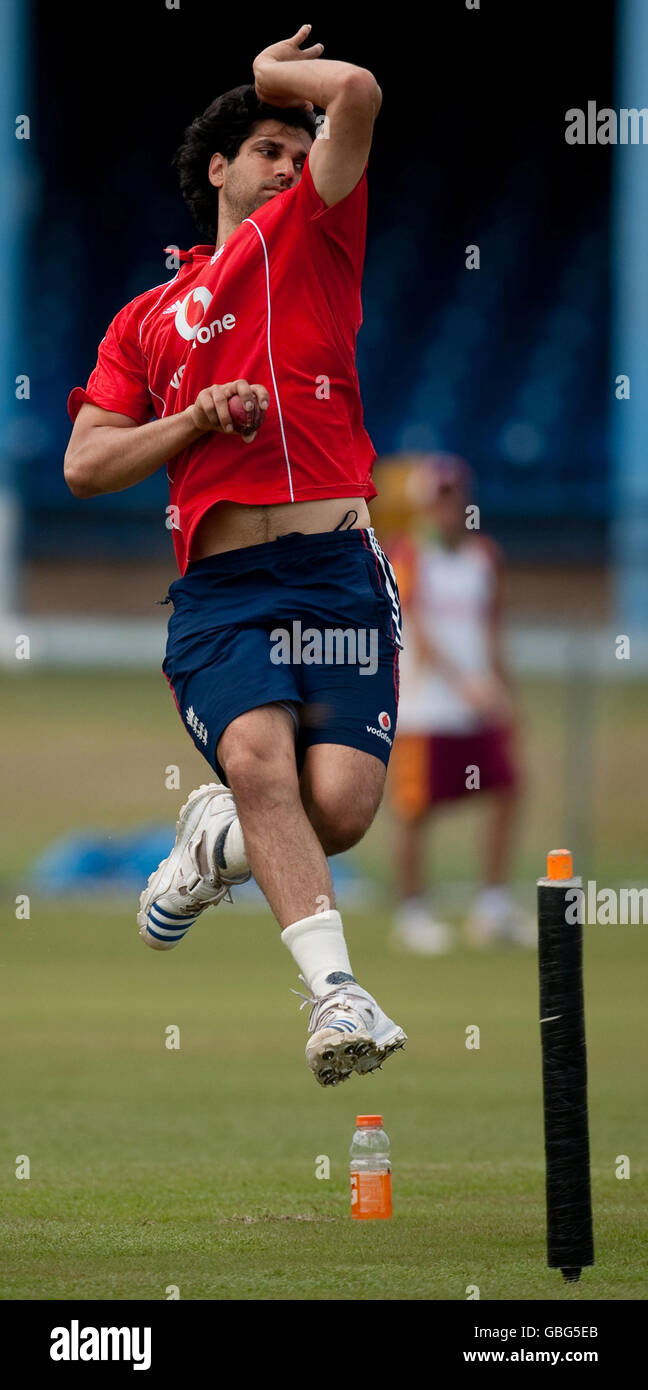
[29,827,376,904]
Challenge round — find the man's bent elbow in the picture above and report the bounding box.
[340,68,382,114]
[64,452,101,499]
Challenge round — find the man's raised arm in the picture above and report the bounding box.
[253,24,382,208]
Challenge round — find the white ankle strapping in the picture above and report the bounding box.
[281,909,355,997]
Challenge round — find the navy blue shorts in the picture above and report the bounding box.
[162,527,402,784]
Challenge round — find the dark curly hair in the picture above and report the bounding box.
[174,84,317,244]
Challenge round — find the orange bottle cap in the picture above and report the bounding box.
[356,1114,383,1127]
[546,848,573,880]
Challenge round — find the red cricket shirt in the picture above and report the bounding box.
[68,148,378,573]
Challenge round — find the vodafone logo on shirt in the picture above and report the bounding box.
[170,287,238,344]
[174,287,213,340]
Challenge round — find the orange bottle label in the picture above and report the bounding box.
[350,1170,392,1219]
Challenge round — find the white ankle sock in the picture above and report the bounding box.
[281,909,355,997]
[221,818,248,878]
[197,815,248,880]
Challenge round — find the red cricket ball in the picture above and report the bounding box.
[228,395,254,431]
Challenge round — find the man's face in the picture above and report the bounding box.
[210,119,313,224]
[431,480,466,534]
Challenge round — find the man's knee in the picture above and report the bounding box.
[219,707,297,801]
[308,787,378,855]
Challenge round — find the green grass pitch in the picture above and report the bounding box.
[1,671,647,1300]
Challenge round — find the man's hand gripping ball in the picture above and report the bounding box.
[187,380,270,443]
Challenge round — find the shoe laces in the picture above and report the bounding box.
[290,980,316,1011]
[291,975,375,1034]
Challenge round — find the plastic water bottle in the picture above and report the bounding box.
[349,1114,392,1219]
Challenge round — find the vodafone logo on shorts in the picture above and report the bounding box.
[174,287,213,340]
[366,711,393,747]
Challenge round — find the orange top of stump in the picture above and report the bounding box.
[546,848,573,880]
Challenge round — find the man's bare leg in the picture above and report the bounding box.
[299,742,386,855]
[218,718,404,1081]
[140,702,406,1080]
[389,806,453,953]
[466,785,534,944]
[394,812,428,902]
[482,785,519,887]
[217,704,334,928]
[218,719,387,994]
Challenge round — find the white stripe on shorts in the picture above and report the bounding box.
[367,527,403,649]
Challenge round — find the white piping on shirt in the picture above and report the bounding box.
[149,386,167,417]
[242,217,295,502]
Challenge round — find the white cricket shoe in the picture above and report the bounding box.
[295,978,407,1087]
[390,899,454,955]
[137,783,249,950]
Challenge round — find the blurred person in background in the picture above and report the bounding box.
[387,454,533,953]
